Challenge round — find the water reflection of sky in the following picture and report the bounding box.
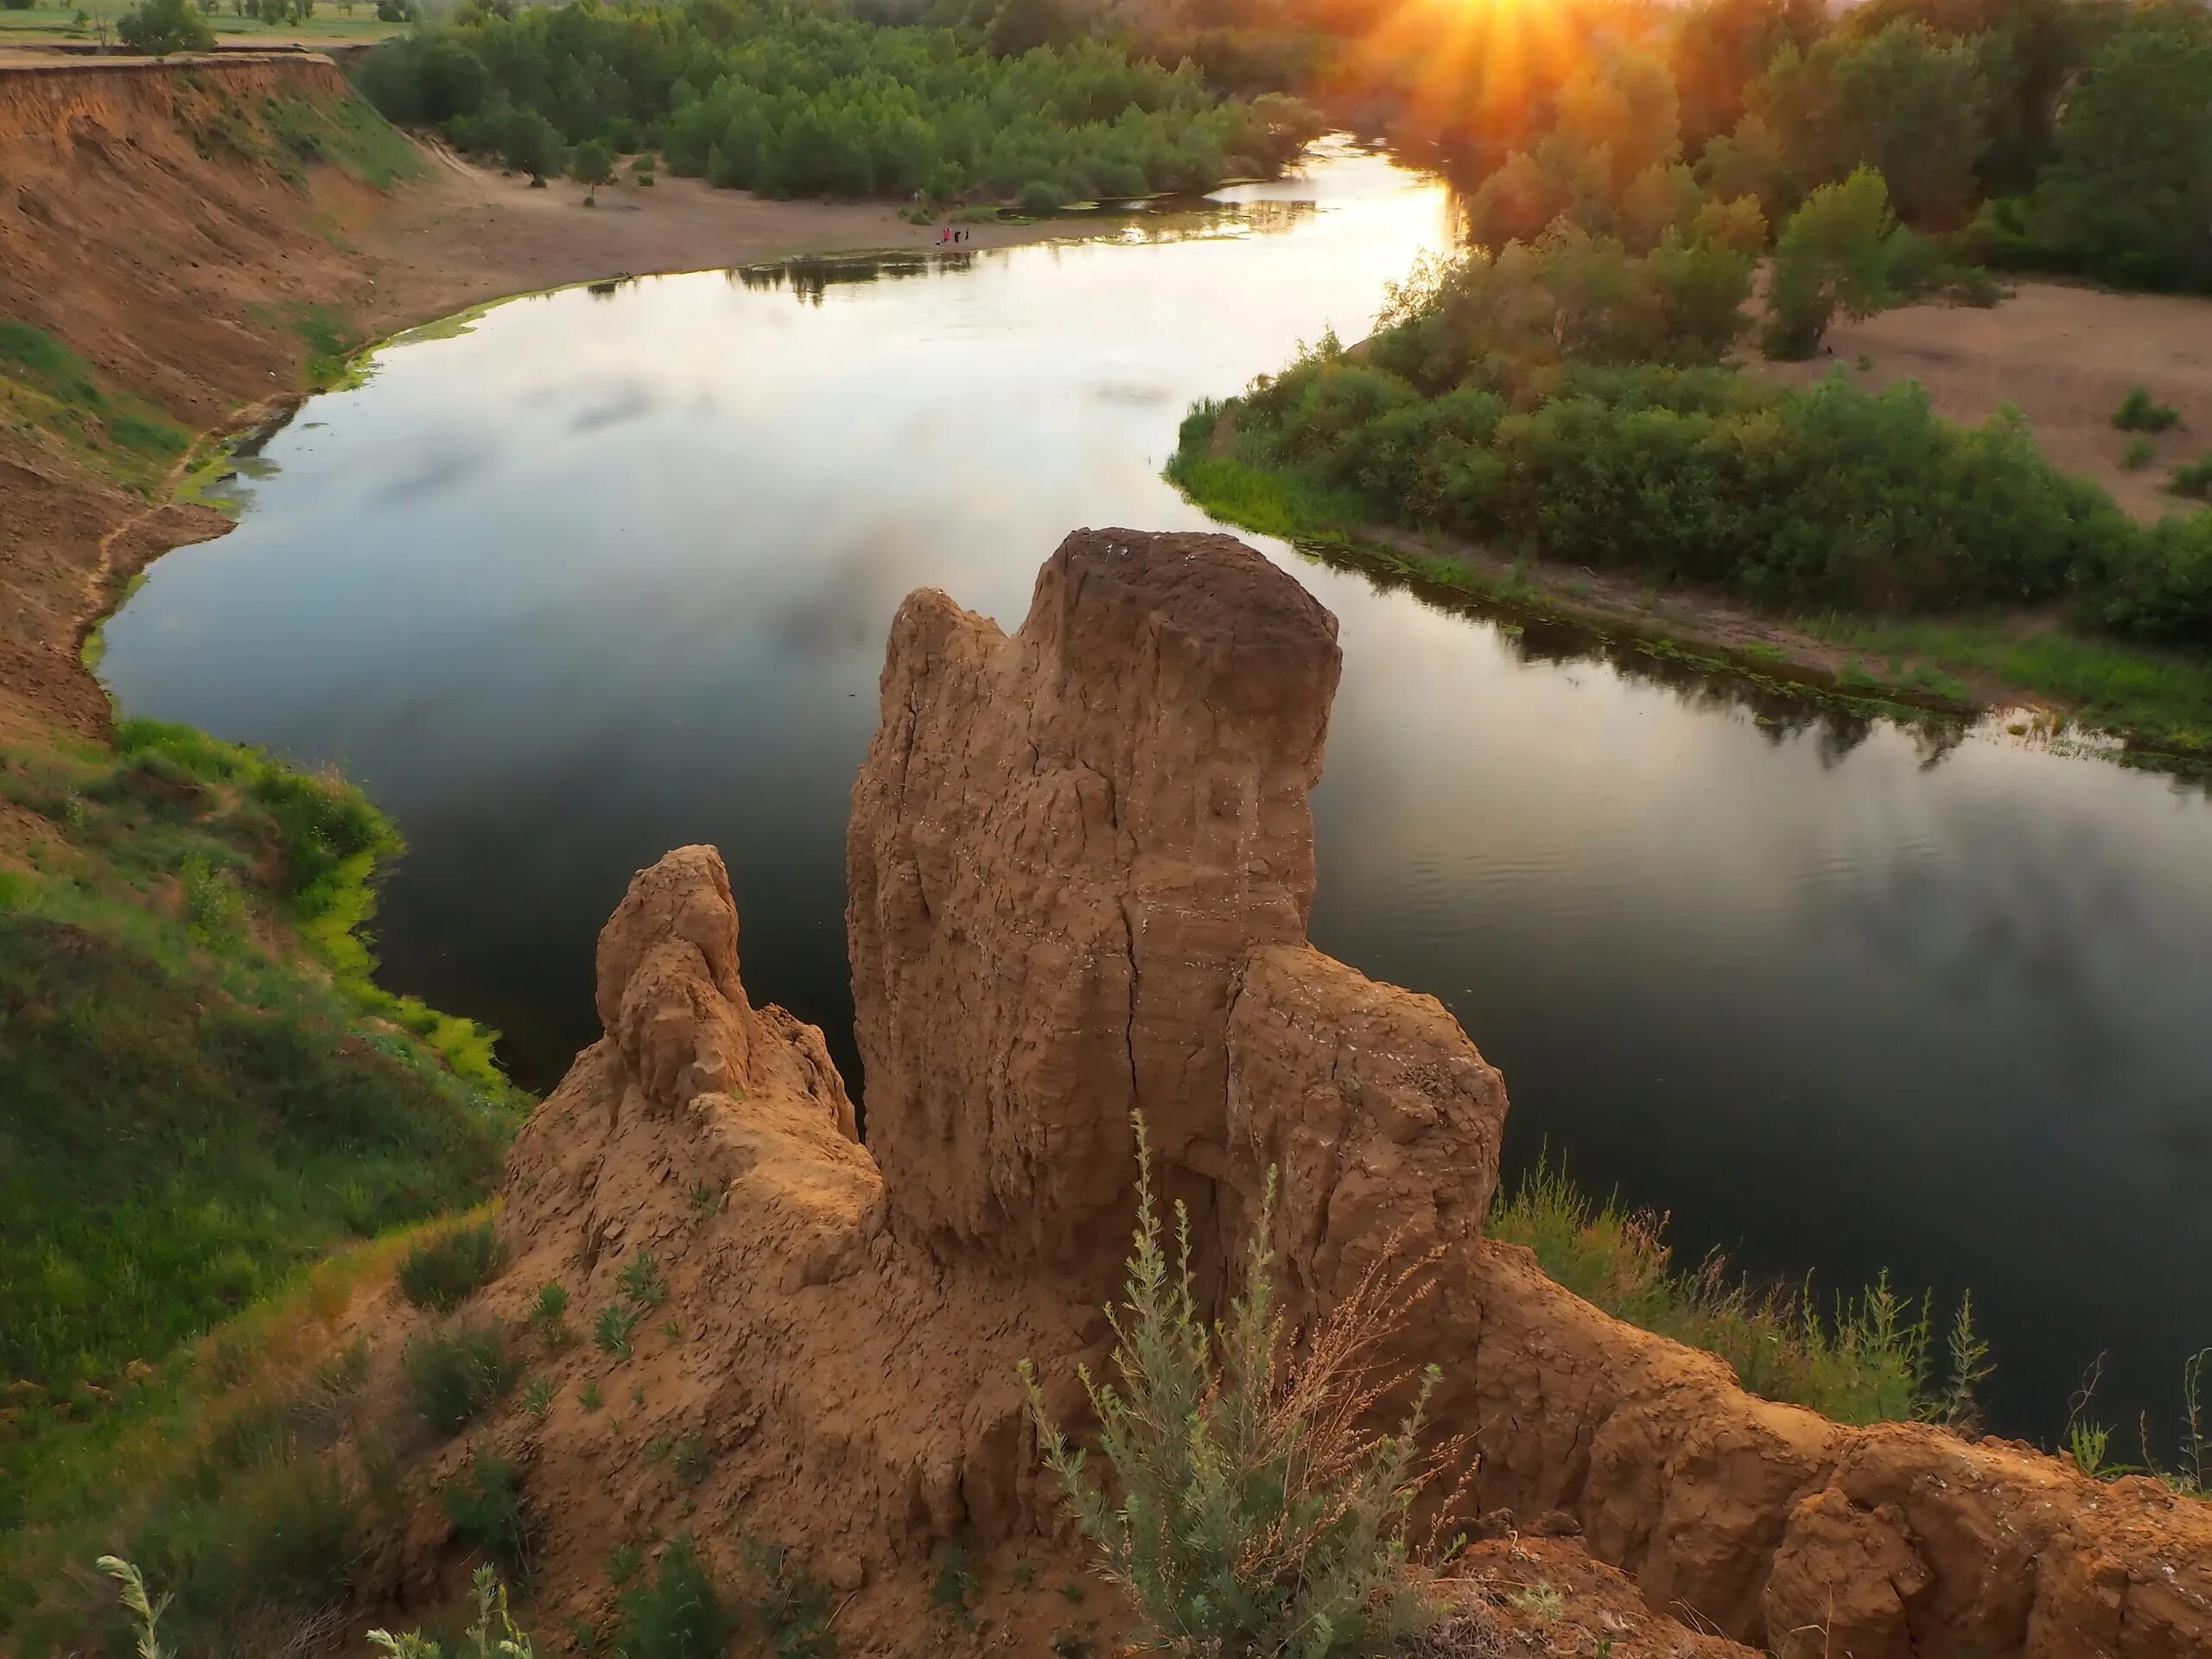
[101,145,2212,1444]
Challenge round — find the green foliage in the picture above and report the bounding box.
[617,1248,670,1309]
[1192,235,2212,664]
[521,1376,556,1418]
[931,1542,977,1614]
[569,136,614,189]
[594,1300,641,1358]
[2172,454,2212,503]
[2114,386,2182,434]
[106,718,512,1090]
[116,0,212,54]
[1490,1154,1989,1426]
[1023,1117,1446,1659]
[2025,3,2212,293]
[95,1557,169,1659]
[442,1449,534,1576]
[1751,20,1991,221]
[614,1536,735,1659]
[741,1541,836,1659]
[0,826,512,1395]
[1761,167,1897,359]
[0,318,193,499]
[404,1324,517,1433]
[671,1437,710,1485]
[2121,435,2156,473]
[398,1220,505,1313]
[354,0,1281,204]
[372,1566,538,1657]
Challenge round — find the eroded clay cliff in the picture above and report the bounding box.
[469,528,2209,1657]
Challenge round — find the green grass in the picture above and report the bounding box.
[1161,448,1369,545]
[289,302,368,391]
[261,92,426,192]
[404,1324,517,1434]
[0,319,194,498]
[442,1447,534,1576]
[614,1536,736,1659]
[397,1219,505,1314]
[1796,613,2212,754]
[0,725,524,1403]
[1489,1155,1987,1428]
[0,1230,421,1653]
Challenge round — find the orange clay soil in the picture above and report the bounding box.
[0,52,1068,757]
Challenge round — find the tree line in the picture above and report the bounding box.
[353,0,1325,207]
[1161,0,2212,296]
[1177,208,2212,661]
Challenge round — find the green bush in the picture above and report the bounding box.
[2173,455,2212,502]
[404,1325,517,1434]
[1016,178,1067,214]
[2122,435,2158,472]
[353,0,1279,204]
[741,1542,836,1659]
[117,0,214,55]
[1023,1118,1446,1658]
[614,1535,735,1659]
[1760,168,1898,359]
[442,1448,534,1576]
[1187,237,2212,658]
[2115,387,2183,434]
[398,1221,505,1313]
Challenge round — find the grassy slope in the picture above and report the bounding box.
[1170,449,2212,760]
[0,79,525,1649]
[0,719,524,1400]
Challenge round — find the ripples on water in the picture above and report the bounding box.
[100,143,2212,1445]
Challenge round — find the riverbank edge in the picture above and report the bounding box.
[1167,449,2212,772]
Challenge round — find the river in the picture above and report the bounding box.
[99,143,2212,1447]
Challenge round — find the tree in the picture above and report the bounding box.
[117,0,216,54]
[1761,166,1897,359]
[2027,3,2212,292]
[1754,21,1991,225]
[1670,0,1827,155]
[500,108,562,184]
[569,137,614,198]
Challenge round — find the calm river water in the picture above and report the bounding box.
[101,145,2212,1445]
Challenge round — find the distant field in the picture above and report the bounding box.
[0,0,405,46]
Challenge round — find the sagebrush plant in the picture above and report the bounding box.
[2113,386,2182,434]
[404,1324,518,1433]
[372,1564,537,1656]
[614,1535,734,1659]
[442,1448,535,1577]
[399,1220,505,1313]
[1022,1116,1459,1659]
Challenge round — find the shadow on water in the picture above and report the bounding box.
[1298,542,1976,775]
